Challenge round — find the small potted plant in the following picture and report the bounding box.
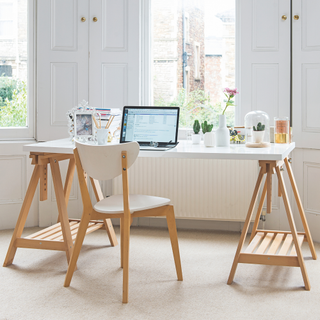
[202,121,214,147]
[252,122,265,143]
[192,119,201,144]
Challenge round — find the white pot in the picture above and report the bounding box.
[191,133,201,144]
[215,115,230,147]
[96,128,109,145]
[204,132,215,147]
[252,130,265,143]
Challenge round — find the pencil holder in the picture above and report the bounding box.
[97,128,109,145]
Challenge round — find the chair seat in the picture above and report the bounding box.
[94,194,170,214]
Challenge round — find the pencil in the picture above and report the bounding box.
[93,116,100,129]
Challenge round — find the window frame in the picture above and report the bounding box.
[185,66,190,95]
[194,41,200,80]
[0,0,35,141]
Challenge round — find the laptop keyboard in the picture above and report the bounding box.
[139,144,177,151]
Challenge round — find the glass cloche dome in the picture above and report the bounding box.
[244,110,270,144]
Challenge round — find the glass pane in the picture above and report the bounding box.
[152,0,236,128]
[0,1,28,127]
[0,21,13,37]
[0,3,13,20]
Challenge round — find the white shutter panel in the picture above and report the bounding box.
[238,0,290,126]
[37,0,89,141]
[89,0,140,110]
[292,0,320,149]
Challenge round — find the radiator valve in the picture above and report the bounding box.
[260,210,266,222]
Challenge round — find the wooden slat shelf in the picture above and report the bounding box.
[239,231,305,267]
[24,220,104,244]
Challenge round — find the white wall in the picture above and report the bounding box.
[0,142,38,229]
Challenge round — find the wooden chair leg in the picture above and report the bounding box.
[122,216,130,303]
[3,165,41,267]
[249,178,268,243]
[276,166,310,290]
[120,217,124,268]
[64,210,91,287]
[227,167,265,285]
[90,177,118,247]
[284,158,317,260]
[166,206,183,281]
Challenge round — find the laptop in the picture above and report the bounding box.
[120,106,180,151]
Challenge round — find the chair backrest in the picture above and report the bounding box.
[75,141,139,181]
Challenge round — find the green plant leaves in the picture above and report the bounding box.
[155,88,235,128]
[0,79,27,127]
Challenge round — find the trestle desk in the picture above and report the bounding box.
[3,139,316,289]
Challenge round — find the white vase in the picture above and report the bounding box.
[191,133,201,144]
[215,115,230,147]
[204,132,215,147]
[252,130,265,143]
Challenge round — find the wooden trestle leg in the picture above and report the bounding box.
[227,166,265,284]
[228,157,316,290]
[275,166,310,290]
[284,158,317,260]
[57,157,76,223]
[50,157,75,263]
[4,151,118,270]
[3,165,41,266]
[249,179,268,243]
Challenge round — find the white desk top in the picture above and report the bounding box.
[24,138,295,161]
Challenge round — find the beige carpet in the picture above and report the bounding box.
[0,226,320,320]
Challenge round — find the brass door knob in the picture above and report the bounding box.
[81,17,86,22]
[294,15,300,20]
[93,17,98,22]
[282,15,287,21]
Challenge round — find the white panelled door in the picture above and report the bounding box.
[292,0,320,149]
[89,0,140,109]
[37,0,89,141]
[239,0,290,124]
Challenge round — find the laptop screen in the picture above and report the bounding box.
[120,106,180,145]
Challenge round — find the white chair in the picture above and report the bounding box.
[64,141,183,303]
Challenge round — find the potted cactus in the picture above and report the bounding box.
[201,121,214,147]
[252,122,265,143]
[192,119,201,144]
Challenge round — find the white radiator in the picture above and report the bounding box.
[113,158,258,221]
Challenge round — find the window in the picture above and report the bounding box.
[0,0,34,139]
[0,2,13,38]
[151,0,236,129]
